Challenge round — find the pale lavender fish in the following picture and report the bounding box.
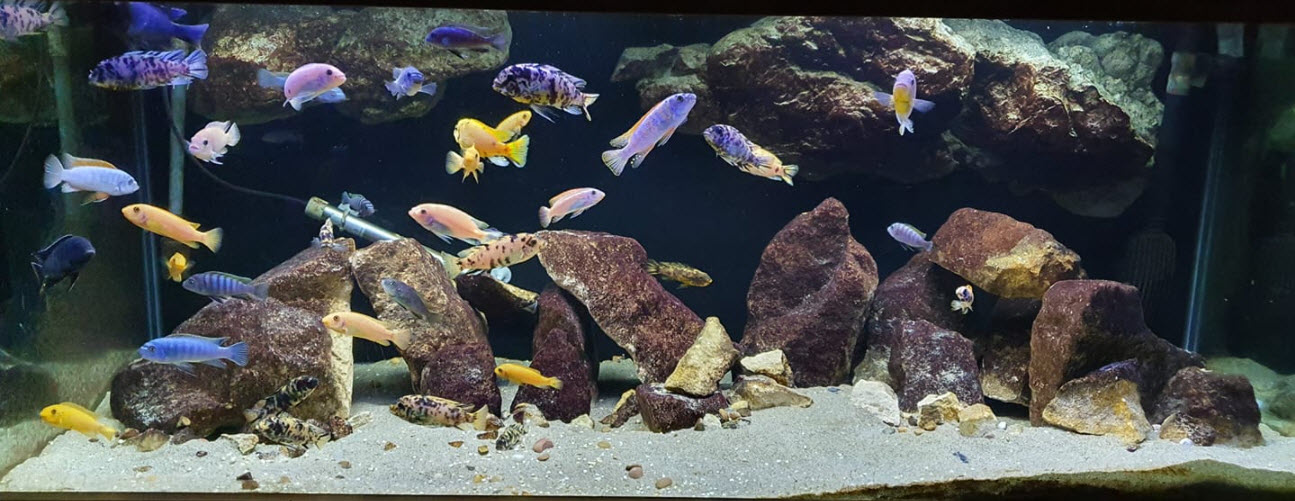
[138,334,249,375]
[182,271,269,301]
[0,0,66,40]
[888,222,932,252]
[600,93,696,176]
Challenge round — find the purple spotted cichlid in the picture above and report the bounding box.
[0,0,66,41]
[492,63,598,122]
[88,49,208,90]
[702,124,799,186]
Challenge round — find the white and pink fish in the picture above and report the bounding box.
[408,203,504,245]
[0,0,66,40]
[538,188,604,228]
[873,70,935,136]
[600,93,696,176]
[187,121,241,164]
[257,63,347,111]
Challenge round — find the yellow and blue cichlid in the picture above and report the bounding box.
[873,69,935,136]
[40,402,117,440]
[494,363,563,390]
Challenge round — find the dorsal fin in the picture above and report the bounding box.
[209,272,253,283]
[63,154,117,170]
[549,188,584,205]
[168,333,228,344]
[58,401,99,416]
[34,234,76,259]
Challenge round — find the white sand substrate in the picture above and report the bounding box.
[3,358,1295,497]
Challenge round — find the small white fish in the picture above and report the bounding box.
[538,188,604,228]
[187,121,241,164]
[951,284,974,314]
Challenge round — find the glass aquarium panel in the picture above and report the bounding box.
[1,2,1293,498]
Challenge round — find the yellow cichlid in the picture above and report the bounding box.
[322,311,411,351]
[445,145,486,183]
[165,252,193,282]
[40,402,117,440]
[121,204,223,252]
[494,363,562,390]
[494,111,532,142]
[453,118,530,168]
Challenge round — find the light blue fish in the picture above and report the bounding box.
[139,334,249,375]
[887,222,933,252]
[384,66,436,100]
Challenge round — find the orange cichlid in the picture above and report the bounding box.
[453,118,529,168]
[121,204,223,252]
[165,252,193,282]
[40,402,117,440]
[322,311,411,351]
[494,363,562,390]
[445,145,485,183]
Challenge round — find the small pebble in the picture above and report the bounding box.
[466,465,476,471]
[827,387,840,393]
[133,466,151,473]
[532,438,554,453]
[195,451,207,458]
[478,431,498,440]
[236,472,253,481]
[477,445,489,455]
[384,442,397,451]
[913,429,924,436]
[473,474,486,483]
[1126,445,1140,452]
[241,480,259,490]
[338,461,351,469]
[178,416,191,427]
[448,441,464,448]
[897,427,908,433]
[596,440,611,449]
[120,428,141,441]
[882,427,896,435]
[278,476,290,484]
[627,465,644,479]
[335,475,345,480]
[997,421,1007,430]
[536,452,550,462]
[89,438,99,443]
[655,477,673,489]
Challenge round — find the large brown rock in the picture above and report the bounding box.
[888,319,983,411]
[857,252,968,386]
[1028,279,1203,425]
[111,243,355,436]
[742,198,878,387]
[1153,367,1263,447]
[455,274,538,359]
[511,287,596,422]
[536,230,702,384]
[191,5,508,125]
[1041,360,1152,445]
[635,384,728,433]
[930,208,1084,298]
[349,238,498,412]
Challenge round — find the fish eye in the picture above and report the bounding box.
[202,140,208,145]
[419,209,427,215]
[132,207,141,212]
[326,69,333,75]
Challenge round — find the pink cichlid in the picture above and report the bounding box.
[873,70,935,136]
[188,121,241,164]
[538,188,604,228]
[601,93,696,176]
[408,203,504,245]
[257,63,347,111]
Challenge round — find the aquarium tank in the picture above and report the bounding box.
[1,1,1294,498]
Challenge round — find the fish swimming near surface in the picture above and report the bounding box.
[257,63,347,111]
[389,394,492,430]
[384,66,436,99]
[495,422,526,450]
[0,0,66,40]
[380,278,437,323]
[445,146,486,183]
[164,251,192,282]
[43,154,140,205]
[125,3,207,47]
[244,375,320,423]
[39,402,116,440]
[88,49,207,90]
[494,363,562,390]
[456,233,543,274]
[31,234,94,293]
[252,413,330,449]
[702,124,799,186]
[645,260,712,288]
[873,69,935,136]
[182,271,269,301]
[340,191,374,217]
[187,121,240,164]
[407,203,505,245]
[425,23,509,59]
[887,222,933,252]
[121,204,223,252]
[601,93,696,176]
[538,188,604,228]
[453,118,529,167]
[951,284,974,314]
[138,333,250,376]
[491,63,599,122]
[494,111,531,142]
[322,311,412,351]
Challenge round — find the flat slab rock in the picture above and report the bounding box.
[635,383,728,433]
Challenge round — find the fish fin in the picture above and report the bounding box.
[570,208,587,219]
[167,333,226,343]
[390,329,411,351]
[172,362,197,376]
[202,227,224,253]
[456,247,474,258]
[417,83,437,96]
[601,149,628,176]
[912,98,936,113]
[391,67,403,80]
[64,272,79,291]
[644,259,660,275]
[182,240,201,249]
[530,104,560,123]
[581,93,598,121]
[901,118,913,136]
[319,88,347,103]
[486,156,510,167]
[490,32,509,51]
[548,377,563,390]
[677,283,690,289]
[224,122,241,146]
[81,192,109,205]
[384,80,403,99]
[256,69,288,89]
[47,1,67,26]
[60,183,78,193]
[199,359,228,368]
[287,97,306,111]
[177,23,208,47]
[472,406,490,431]
[434,232,453,244]
[59,401,97,416]
[480,228,505,242]
[167,7,187,19]
[873,90,893,107]
[445,151,463,174]
[538,206,551,228]
[657,125,678,147]
[99,425,118,441]
[41,154,63,189]
[505,135,529,168]
[782,164,799,186]
[183,49,208,80]
[187,221,201,229]
[250,282,270,301]
[448,48,468,60]
[628,152,646,170]
[225,341,249,366]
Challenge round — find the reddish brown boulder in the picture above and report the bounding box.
[1028,280,1203,424]
[888,319,983,411]
[857,252,968,386]
[1153,367,1263,447]
[454,274,539,359]
[536,230,702,384]
[742,198,877,387]
[511,287,596,422]
[419,343,501,416]
[635,384,728,433]
[930,208,1084,298]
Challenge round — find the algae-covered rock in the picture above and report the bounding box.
[511,286,596,422]
[1153,367,1263,447]
[635,384,727,433]
[665,317,738,397]
[888,320,982,411]
[191,5,509,124]
[857,252,968,386]
[930,208,1083,299]
[916,392,963,430]
[1041,360,1151,445]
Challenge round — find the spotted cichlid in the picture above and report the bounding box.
[492,63,598,122]
[456,233,543,274]
[702,124,798,186]
[183,271,269,302]
[252,413,330,449]
[89,49,208,91]
[0,0,66,41]
[389,394,491,431]
[645,260,712,288]
[495,422,526,450]
[244,376,320,423]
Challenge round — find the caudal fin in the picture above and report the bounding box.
[256,69,287,89]
[445,151,463,174]
[224,122,241,146]
[202,227,224,253]
[548,377,563,390]
[47,2,68,26]
[250,282,270,301]
[538,206,552,228]
[384,80,403,99]
[782,164,798,186]
[581,94,598,121]
[42,154,63,189]
[506,135,530,168]
[471,406,490,431]
[178,23,208,47]
[601,149,628,176]
[644,259,661,275]
[99,425,118,441]
[390,329,411,351]
[183,50,208,80]
[490,32,509,52]
[225,341,249,366]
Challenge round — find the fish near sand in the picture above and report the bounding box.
[257,63,347,111]
[0,0,65,40]
[887,222,932,252]
[380,278,437,322]
[453,118,529,167]
[389,394,492,430]
[495,422,526,450]
[121,204,223,252]
[456,233,543,274]
[164,252,192,282]
[322,311,411,351]
[182,271,268,301]
[253,413,330,449]
[538,188,604,228]
[408,203,504,245]
[645,260,712,288]
[384,66,436,100]
[951,285,974,314]
[138,334,249,376]
[187,121,240,164]
[425,24,508,59]
[492,63,598,122]
[601,93,695,176]
[43,154,139,205]
[702,124,798,186]
[39,402,116,441]
[125,3,207,46]
[31,234,94,293]
[494,363,562,390]
[873,69,935,136]
[88,49,207,90]
[244,375,320,423]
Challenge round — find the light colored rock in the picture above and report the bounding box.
[850,381,903,426]
[570,414,594,429]
[917,392,963,430]
[1042,377,1151,445]
[220,434,259,455]
[694,413,722,431]
[664,317,739,397]
[731,400,751,417]
[739,350,793,386]
[732,375,812,410]
[957,404,997,437]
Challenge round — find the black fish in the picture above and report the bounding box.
[31,235,95,293]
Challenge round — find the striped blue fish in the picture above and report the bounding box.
[887,222,933,252]
[138,334,249,376]
[182,271,269,302]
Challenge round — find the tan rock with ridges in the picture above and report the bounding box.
[1042,375,1151,445]
[738,349,793,386]
[957,404,997,437]
[664,317,739,397]
[930,208,1083,299]
[917,392,963,430]
[732,375,812,410]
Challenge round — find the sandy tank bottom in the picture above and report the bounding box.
[3,358,1295,498]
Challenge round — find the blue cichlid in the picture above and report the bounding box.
[887,222,933,252]
[380,278,437,322]
[384,66,436,100]
[425,24,508,59]
[182,271,269,302]
[89,49,207,90]
[31,235,94,294]
[125,3,207,47]
[138,334,249,375]
[702,124,799,186]
[340,191,375,217]
[0,0,66,40]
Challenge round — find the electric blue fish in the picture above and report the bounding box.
[182,271,269,301]
[31,234,94,293]
[138,334,249,375]
[425,24,508,59]
[125,3,207,47]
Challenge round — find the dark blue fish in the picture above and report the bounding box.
[31,235,95,293]
[139,334,248,376]
[340,191,374,217]
[425,24,508,59]
[126,3,208,47]
[182,271,269,301]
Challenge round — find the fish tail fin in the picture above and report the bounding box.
[601,149,628,176]
[183,50,208,80]
[47,2,68,26]
[490,32,509,52]
[202,227,224,253]
[251,282,270,301]
[384,80,403,98]
[256,69,287,89]
[506,135,529,168]
[445,151,463,174]
[644,259,660,275]
[225,341,250,366]
[178,23,208,47]
[391,329,411,351]
[42,154,63,189]
[923,240,934,253]
[538,206,551,228]
[481,228,506,242]
[548,377,563,390]
[224,122,241,146]
[782,164,798,186]
[581,94,598,121]
[100,425,118,441]
[472,406,490,431]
